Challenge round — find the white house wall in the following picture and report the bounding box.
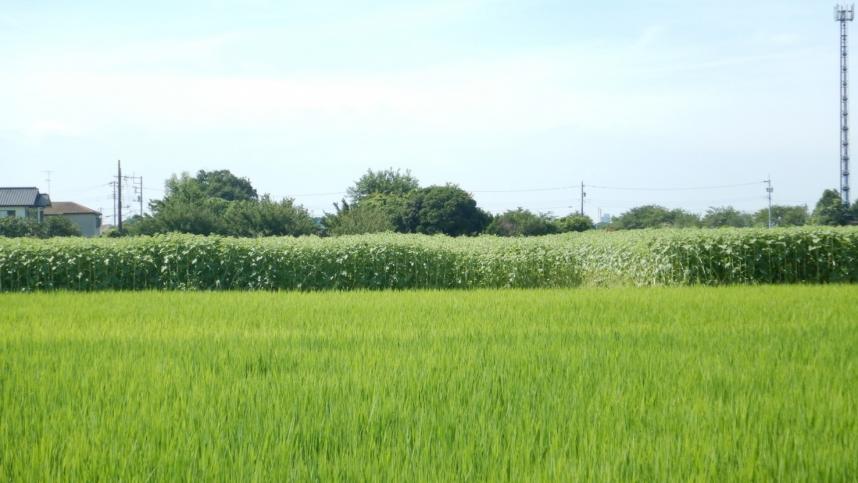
[51,213,100,237]
[0,208,26,218]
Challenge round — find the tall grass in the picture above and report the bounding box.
[1,287,856,480]
[1,227,857,291]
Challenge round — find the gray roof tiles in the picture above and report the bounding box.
[44,201,100,215]
[0,188,51,207]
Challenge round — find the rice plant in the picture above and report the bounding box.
[1,287,856,480]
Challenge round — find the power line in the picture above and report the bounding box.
[135,180,768,198]
[471,186,573,193]
[84,170,794,220]
[586,195,768,205]
[60,182,112,194]
[585,181,765,192]
[291,191,347,197]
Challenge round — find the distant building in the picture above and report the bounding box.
[600,213,613,225]
[44,202,102,237]
[0,187,52,222]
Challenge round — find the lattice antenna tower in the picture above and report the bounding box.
[836,4,855,205]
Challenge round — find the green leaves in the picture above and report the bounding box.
[0,234,583,291]
[1,227,857,291]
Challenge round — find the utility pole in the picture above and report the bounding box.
[836,4,855,205]
[765,177,774,228]
[116,160,123,232]
[580,181,586,216]
[111,181,116,226]
[139,177,144,216]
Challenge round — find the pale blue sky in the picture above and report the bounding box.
[0,1,841,220]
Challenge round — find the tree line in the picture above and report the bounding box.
[121,168,594,237]
[608,189,857,229]
[121,169,857,237]
[3,168,856,238]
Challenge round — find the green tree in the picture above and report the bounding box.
[670,209,702,228]
[193,170,258,201]
[347,168,419,203]
[752,205,808,227]
[486,208,555,237]
[323,202,395,236]
[0,217,42,237]
[139,170,316,236]
[554,214,595,233]
[811,189,852,226]
[221,196,317,237]
[124,214,159,236]
[153,197,229,235]
[611,205,701,230]
[150,170,257,214]
[701,206,753,228]
[44,216,82,237]
[143,173,229,234]
[0,216,81,237]
[323,193,405,236]
[398,185,491,236]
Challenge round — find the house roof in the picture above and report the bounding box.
[44,201,101,216]
[0,187,52,207]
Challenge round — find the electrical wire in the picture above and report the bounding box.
[585,181,766,192]
[471,186,574,193]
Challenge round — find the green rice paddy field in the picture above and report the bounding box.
[1,287,857,481]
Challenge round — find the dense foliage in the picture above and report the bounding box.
[127,169,315,237]
[175,169,259,202]
[754,205,809,227]
[554,214,595,233]
[609,205,701,229]
[569,227,858,285]
[322,195,402,236]
[2,227,857,291]
[812,189,854,225]
[609,202,816,229]
[397,185,491,236]
[0,216,81,238]
[701,206,752,228]
[346,168,419,203]
[2,288,856,480]
[131,191,316,237]
[0,233,581,291]
[114,168,858,237]
[322,203,394,236]
[485,210,594,236]
[486,208,555,237]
